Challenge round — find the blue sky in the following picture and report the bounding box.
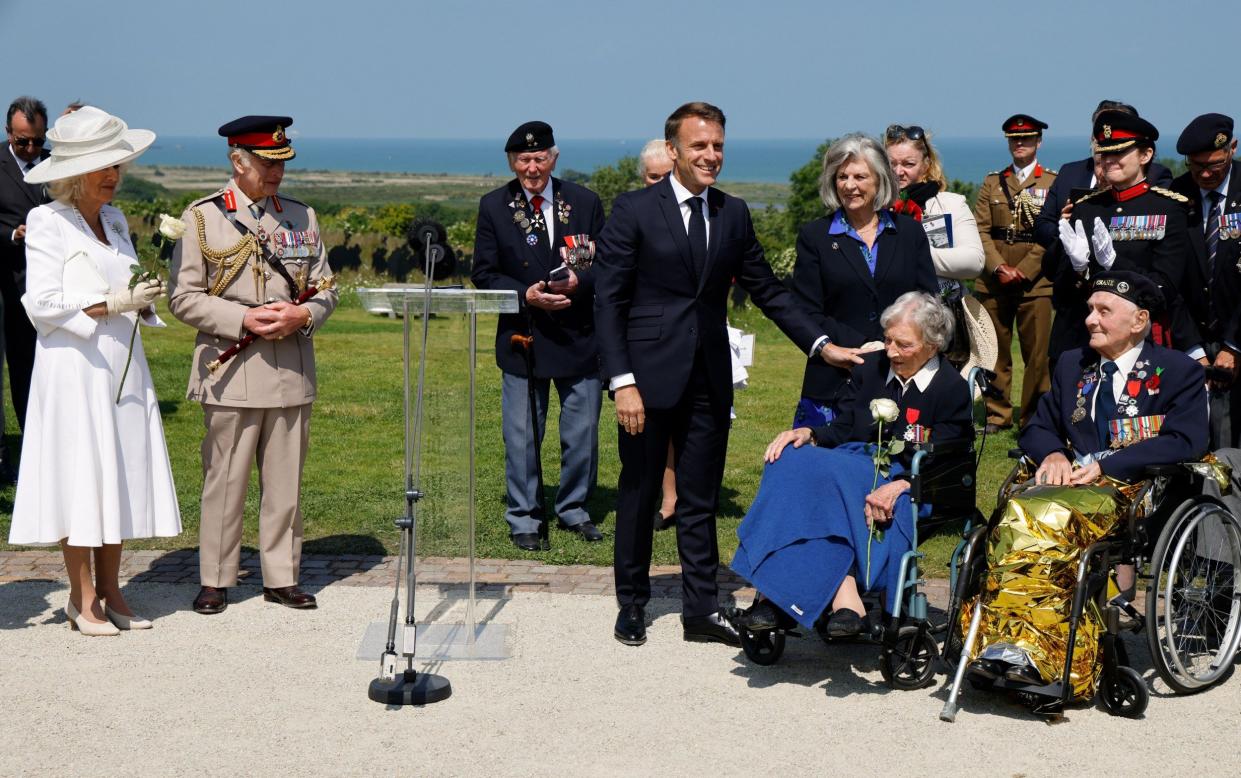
[0,0,1229,140]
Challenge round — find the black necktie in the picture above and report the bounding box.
[1206,191,1223,274]
[686,196,707,278]
[1095,361,1118,450]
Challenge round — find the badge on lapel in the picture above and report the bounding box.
[902,407,931,443]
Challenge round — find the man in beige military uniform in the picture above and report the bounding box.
[169,115,337,614]
[973,114,1057,432]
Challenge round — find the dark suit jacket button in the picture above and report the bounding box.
[869,312,878,321]
[522,261,529,267]
[690,327,696,335]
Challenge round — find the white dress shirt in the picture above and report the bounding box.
[1091,342,1143,419]
[522,181,555,250]
[608,173,827,391]
[1011,160,1038,183]
[9,144,37,242]
[887,354,940,395]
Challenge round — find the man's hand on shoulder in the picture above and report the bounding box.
[525,280,571,311]
[13,224,26,242]
[820,342,865,369]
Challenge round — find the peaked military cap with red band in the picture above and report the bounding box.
[1092,110,1158,153]
[218,115,296,161]
[1002,114,1047,138]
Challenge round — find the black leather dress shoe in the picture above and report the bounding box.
[614,604,646,646]
[1004,663,1044,686]
[967,658,1004,684]
[263,585,317,609]
[559,521,604,542]
[654,511,676,532]
[511,533,541,551]
[682,611,741,646]
[738,600,796,632]
[824,608,868,638]
[193,586,227,614]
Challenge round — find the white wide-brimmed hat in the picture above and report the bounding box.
[958,294,1000,396]
[24,106,155,185]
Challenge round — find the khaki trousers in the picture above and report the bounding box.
[978,292,1051,429]
[198,404,311,588]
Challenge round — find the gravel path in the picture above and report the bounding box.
[2,581,1238,777]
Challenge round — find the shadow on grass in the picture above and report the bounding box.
[303,534,387,556]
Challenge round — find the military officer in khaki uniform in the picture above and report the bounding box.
[168,115,337,614]
[973,114,1057,431]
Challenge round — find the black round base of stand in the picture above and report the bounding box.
[368,669,452,705]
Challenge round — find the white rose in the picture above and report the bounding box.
[158,213,187,241]
[869,398,899,424]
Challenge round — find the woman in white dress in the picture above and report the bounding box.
[8,106,181,635]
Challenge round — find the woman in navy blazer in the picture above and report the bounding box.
[791,134,938,427]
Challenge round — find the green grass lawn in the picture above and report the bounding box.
[0,278,1027,573]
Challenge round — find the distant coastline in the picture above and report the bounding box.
[137,136,1097,186]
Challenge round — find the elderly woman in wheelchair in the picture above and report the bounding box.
[944,270,1232,719]
[731,291,973,651]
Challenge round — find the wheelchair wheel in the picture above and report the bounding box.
[1146,497,1241,694]
[739,627,786,666]
[880,626,939,690]
[1099,666,1148,718]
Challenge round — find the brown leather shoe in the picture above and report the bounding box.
[193,586,228,614]
[263,585,317,609]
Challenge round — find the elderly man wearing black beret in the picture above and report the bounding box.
[1171,113,1241,447]
[471,121,606,551]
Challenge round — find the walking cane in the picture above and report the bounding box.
[510,331,549,550]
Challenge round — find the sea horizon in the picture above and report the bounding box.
[138,135,1099,186]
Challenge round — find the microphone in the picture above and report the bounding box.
[406,218,457,280]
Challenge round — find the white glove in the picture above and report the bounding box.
[1058,219,1091,273]
[105,278,164,315]
[1090,217,1116,269]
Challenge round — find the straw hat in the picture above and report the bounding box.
[958,294,999,394]
[24,106,155,185]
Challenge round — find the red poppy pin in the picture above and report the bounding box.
[1146,367,1163,395]
[905,407,920,424]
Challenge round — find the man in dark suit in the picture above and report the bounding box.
[1170,113,1241,448]
[471,121,606,551]
[0,96,49,453]
[1022,271,1206,486]
[595,102,850,646]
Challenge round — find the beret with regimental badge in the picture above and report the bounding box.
[218,115,296,160]
[1090,271,1163,315]
[1002,114,1047,137]
[505,120,555,153]
[1093,111,1158,153]
[1176,113,1234,155]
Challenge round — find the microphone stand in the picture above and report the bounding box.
[368,233,452,705]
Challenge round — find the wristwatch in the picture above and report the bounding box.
[813,337,831,359]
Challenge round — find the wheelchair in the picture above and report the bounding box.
[736,368,993,690]
[939,451,1241,721]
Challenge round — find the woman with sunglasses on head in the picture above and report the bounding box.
[787,134,938,430]
[1054,111,1194,356]
[885,125,991,375]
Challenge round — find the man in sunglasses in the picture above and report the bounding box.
[0,96,50,461]
[1171,113,1241,447]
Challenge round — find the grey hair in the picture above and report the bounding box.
[47,164,128,205]
[506,145,559,167]
[638,138,671,177]
[818,133,895,213]
[228,147,255,168]
[880,291,955,352]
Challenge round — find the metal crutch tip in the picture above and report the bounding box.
[939,705,958,723]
